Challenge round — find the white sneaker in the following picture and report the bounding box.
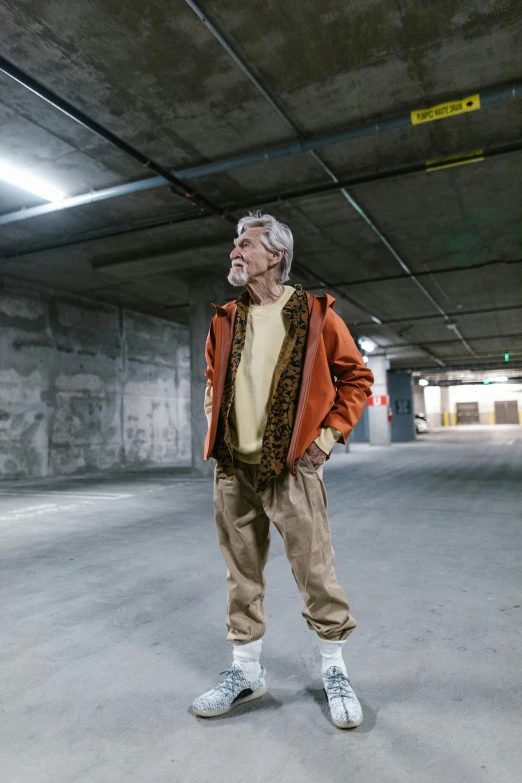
[323,666,363,729]
[192,662,267,718]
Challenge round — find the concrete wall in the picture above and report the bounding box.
[423,383,522,426]
[350,403,369,442]
[388,371,415,441]
[448,383,522,425]
[0,278,191,479]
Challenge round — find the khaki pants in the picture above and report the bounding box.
[213,453,356,642]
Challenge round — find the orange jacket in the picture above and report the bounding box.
[204,291,374,475]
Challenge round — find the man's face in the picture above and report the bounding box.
[228,227,280,287]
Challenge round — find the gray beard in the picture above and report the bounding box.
[227,266,249,287]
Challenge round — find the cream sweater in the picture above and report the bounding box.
[205,286,341,463]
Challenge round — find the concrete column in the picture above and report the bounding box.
[413,383,426,415]
[366,355,391,446]
[188,276,227,476]
[441,386,451,426]
[388,371,415,441]
[350,404,369,442]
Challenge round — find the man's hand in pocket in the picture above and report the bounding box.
[306,441,328,470]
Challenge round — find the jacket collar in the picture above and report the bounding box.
[212,287,336,317]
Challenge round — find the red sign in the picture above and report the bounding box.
[368,395,389,407]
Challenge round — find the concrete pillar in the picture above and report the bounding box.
[425,385,441,428]
[388,371,415,441]
[413,383,426,415]
[366,355,391,446]
[188,276,227,476]
[350,404,369,442]
[441,386,451,426]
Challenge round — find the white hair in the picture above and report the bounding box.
[236,211,294,283]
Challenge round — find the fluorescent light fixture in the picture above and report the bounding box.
[490,376,508,383]
[358,337,376,353]
[419,378,429,386]
[0,160,65,202]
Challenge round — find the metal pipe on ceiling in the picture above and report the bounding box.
[182,0,471,362]
[4,142,520,257]
[345,303,522,328]
[1,210,206,257]
[305,149,476,355]
[394,361,522,373]
[329,258,522,287]
[0,59,388,327]
[0,55,228,219]
[2,139,520,228]
[1,33,517,364]
[382,330,522,348]
[1,50,519,225]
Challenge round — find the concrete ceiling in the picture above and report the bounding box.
[0,0,521,370]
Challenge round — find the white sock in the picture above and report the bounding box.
[318,638,347,676]
[232,639,263,681]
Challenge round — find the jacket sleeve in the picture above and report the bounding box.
[204,316,217,387]
[322,308,374,443]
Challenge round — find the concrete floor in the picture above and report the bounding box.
[1,426,521,783]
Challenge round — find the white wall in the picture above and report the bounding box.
[420,383,522,426]
[449,383,522,424]
[424,385,442,426]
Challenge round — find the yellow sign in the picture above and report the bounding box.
[426,150,484,172]
[411,94,480,125]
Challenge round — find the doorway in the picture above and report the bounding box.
[456,402,480,425]
[494,400,519,424]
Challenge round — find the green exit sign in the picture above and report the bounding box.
[504,353,510,361]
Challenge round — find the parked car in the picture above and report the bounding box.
[415,413,430,434]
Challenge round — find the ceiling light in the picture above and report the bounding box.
[0,160,65,202]
[363,356,369,364]
[419,379,429,386]
[358,337,376,353]
[490,376,508,383]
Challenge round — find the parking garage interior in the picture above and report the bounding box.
[1,2,521,782]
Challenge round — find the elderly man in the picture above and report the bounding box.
[192,212,374,728]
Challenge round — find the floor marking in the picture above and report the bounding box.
[0,491,132,500]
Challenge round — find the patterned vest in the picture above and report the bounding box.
[212,284,310,492]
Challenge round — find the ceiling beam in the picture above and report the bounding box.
[3,141,521,254]
[1,64,520,226]
[183,0,480,360]
[0,55,236,224]
[327,258,522,287]
[5,143,522,260]
[392,360,522,372]
[346,303,522,328]
[384,331,522,348]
